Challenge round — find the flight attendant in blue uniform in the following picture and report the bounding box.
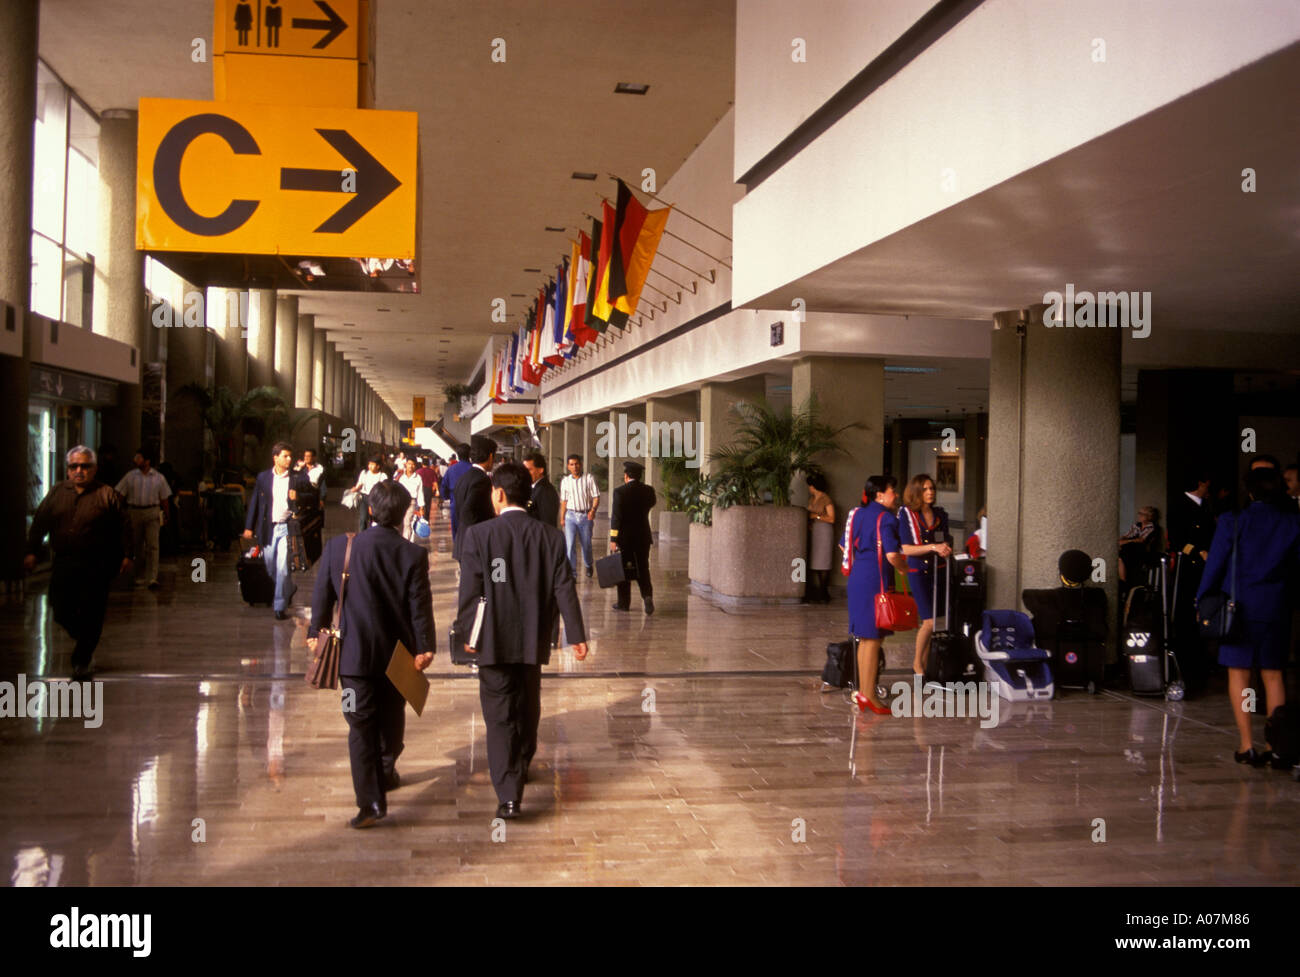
[898,474,953,677]
[842,475,909,714]
[1197,466,1300,767]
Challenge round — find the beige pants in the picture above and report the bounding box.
[129,507,161,584]
[402,502,420,542]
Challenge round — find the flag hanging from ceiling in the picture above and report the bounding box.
[569,231,598,347]
[613,200,671,326]
[587,202,617,332]
[552,262,569,358]
[542,281,563,366]
[605,180,646,327]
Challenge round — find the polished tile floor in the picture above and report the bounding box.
[3,505,1298,885]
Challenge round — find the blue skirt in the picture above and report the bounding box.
[1218,618,1289,670]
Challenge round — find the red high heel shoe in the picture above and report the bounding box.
[853,692,891,715]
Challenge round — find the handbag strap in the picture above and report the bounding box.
[875,512,910,596]
[333,533,356,634]
[1228,512,1238,602]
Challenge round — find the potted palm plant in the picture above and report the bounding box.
[707,397,858,601]
[656,454,692,542]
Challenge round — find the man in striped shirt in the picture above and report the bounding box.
[115,448,172,590]
[559,454,600,578]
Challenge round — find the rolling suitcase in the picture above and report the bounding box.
[1022,585,1107,693]
[237,544,275,606]
[925,557,980,686]
[821,640,855,688]
[1125,556,1184,699]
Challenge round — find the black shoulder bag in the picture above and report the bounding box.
[1196,514,1240,642]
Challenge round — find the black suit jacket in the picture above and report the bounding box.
[452,465,494,561]
[610,480,657,551]
[1168,493,1214,556]
[455,509,586,666]
[309,526,436,677]
[528,477,561,527]
[245,467,309,546]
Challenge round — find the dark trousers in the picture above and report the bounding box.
[615,546,652,607]
[477,663,542,805]
[50,559,112,668]
[340,675,406,811]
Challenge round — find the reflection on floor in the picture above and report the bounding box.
[2,504,1297,885]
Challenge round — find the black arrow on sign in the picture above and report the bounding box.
[291,0,347,49]
[280,129,401,233]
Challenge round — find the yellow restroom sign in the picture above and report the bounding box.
[136,97,416,258]
[215,0,359,60]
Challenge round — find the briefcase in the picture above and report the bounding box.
[449,597,486,666]
[595,551,637,588]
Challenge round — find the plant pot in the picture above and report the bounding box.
[688,522,711,589]
[659,510,691,542]
[710,505,806,601]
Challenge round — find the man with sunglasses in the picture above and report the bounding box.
[24,446,134,678]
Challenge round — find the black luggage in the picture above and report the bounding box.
[595,550,637,588]
[925,557,980,685]
[821,640,856,688]
[237,545,275,606]
[951,557,986,638]
[1264,705,1300,770]
[1022,585,1107,693]
[1123,556,1184,699]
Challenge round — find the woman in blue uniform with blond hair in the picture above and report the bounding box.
[898,474,954,677]
[842,475,909,714]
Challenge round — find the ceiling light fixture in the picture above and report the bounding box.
[614,82,650,95]
[571,172,597,181]
[544,226,565,232]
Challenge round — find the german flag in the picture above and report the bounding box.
[586,201,617,333]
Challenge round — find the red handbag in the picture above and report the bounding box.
[874,513,918,632]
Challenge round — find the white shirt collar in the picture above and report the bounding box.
[500,505,526,514]
[1184,491,1203,505]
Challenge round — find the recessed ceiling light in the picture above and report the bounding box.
[523,268,541,273]
[510,293,526,298]
[438,339,450,343]
[614,82,649,95]
[376,308,391,312]
[544,226,565,232]
[571,172,597,181]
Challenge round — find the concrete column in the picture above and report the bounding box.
[245,288,275,392]
[332,349,346,418]
[791,356,884,552]
[164,282,209,485]
[312,332,327,411]
[961,412,988,538]
[583,413,601,477]
[213,289,248,396]
[274,294,297,398]
[94,109,147,456]
[986,306,1121,623]
[603,405,646,508]
[294,312,314,408]
[645,393,699,498]
[0,0,36,581]
[699,376,766,476]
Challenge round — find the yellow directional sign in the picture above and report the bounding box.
[492,414,531,426]
[136,97,416,258]
[214,0,360,60]
[412,397,425,427]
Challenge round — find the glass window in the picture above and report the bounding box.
[30,233,63,320]
[32,62,67,242]
[64,99,99,259]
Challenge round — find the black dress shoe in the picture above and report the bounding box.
[348,804,386,829]
[496,801,521,819]
[384,769,400,791]
[1234,748,1264,766]
[611,602,630,611]
[1261,750,1292,770]
[644,597,654,615]
[586,566,593,578]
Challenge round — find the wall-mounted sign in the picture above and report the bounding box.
[136,97,416,258]
[214,0,359,60]
[31,365,120,408]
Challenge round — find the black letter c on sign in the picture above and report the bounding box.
[154,114,261,235]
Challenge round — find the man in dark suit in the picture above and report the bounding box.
[609,461,657,614]
[456,462,588,819]
[308,480,436,829]
[442,443,472,540]
[451,435,497,562]
[1168,470,1216,691]
[523,452,560,527]
[243,441,309,619]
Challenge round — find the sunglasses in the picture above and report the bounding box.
[68,463,94,470]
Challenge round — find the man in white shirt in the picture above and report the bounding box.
[115,448,172,590]
[559,453,600,578]
[243,442,303,619]
[396,458,426,541]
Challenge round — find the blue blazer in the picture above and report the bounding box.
[244,467,309,546]
[1197,501,1300,624]
[308,525,437,677]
